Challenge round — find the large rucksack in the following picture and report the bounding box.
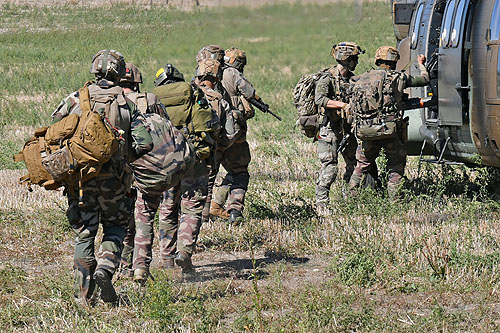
[349,69,404,141]
[131,112,196,196]
[293,68,331,138]
[14,83,122,192]
[153,82,220,160]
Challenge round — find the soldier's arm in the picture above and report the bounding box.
[315,75,346,110]
[130,110,153,159]
[235,73,256,100]
[50,91,81,123]
[405,54,430,88]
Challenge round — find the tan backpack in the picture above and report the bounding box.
[14,83,120,194]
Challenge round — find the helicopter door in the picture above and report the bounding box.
[437,0,470,126]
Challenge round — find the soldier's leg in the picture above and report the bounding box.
[202,151,222,223]
[132,191,161,272]
[176,160,209,272]
[67,183,99,302]
[349,140,380,190]
[212,172,231,208]
[316,127,338,205]
[384,138,407,199]
[120,188,137,274]
[95,175,131,277]
[222,141,251,222]
[158,184,181,265]
[341,134,358,183]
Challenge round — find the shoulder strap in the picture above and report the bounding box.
[137,92,148,114]
[78,81,92,116]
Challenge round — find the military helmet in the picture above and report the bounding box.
[224,47,247,70]
[331,42,364,61]
[196,59,220,80]
[196,45,225,64]
[120,63,143,84]
[154,64,185,87]
[90,49,126,81]
[375,46,400,63]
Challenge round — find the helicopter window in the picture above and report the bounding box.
[411,3,424,49]
[491,0,500,40]
[441,0,456,48]
[451,0,467,47]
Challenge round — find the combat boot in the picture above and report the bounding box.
[229,209,244,225]
[133,268,149,284]
[210,201,229,219]
[93,268,118,304]
[161,257,175,269]
[175,251,195,274]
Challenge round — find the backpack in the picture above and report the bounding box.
[14,83,122,192]
[153,82,220,160]
[131,113,196,196]
[293,68,331,138]
[349,70,404,141]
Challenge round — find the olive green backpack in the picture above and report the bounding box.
[153,82,219,160]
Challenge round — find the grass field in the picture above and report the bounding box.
[1,1,500,331]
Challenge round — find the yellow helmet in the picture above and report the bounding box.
[154,64,184,87]
[375,46,400,64]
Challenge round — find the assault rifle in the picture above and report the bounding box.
[249,97,282,121]
[336,132,351,154]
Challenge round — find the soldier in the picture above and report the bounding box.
[51,50,153,305]
[206,47,261,224]
[314,42,364,211]
[152,62,221,274]
[348,46,429,198]
[117,63,174,281]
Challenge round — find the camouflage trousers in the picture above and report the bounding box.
[202,140,251,221]
[348,137,407,198]
[316,126,357,205]
[158,159,208,259]
[66,172,132,300]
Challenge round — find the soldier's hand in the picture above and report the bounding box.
[417,54,426,65]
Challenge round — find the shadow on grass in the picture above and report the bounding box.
[193,255,310,282]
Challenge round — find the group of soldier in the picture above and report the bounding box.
[48,41,430,307]
[51,46,264,306]
[312,42,429,213]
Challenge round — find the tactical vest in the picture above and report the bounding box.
[153,82,220,160]
[349,69,405,141]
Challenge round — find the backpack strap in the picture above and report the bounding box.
[78,82,92,117]
[136,92,148,114]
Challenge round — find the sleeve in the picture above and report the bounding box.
[314,75,332,108]
[130,111,154,159]
[405,63,430,88]
[235,73,256,100]
[50,91,81,123]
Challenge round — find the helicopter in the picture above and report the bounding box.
[391,0,500,167]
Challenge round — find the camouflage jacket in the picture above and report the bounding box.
[394,63,430,90]
[221,67,256,113]
[51,81,153,164]
[314,65,354,133]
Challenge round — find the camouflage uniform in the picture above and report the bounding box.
[120,90,195,276]
[314,66,357,205]
[349,51,429,198]
[152,67,220,271]
[52,80,153,302]
[204,65,256,221]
